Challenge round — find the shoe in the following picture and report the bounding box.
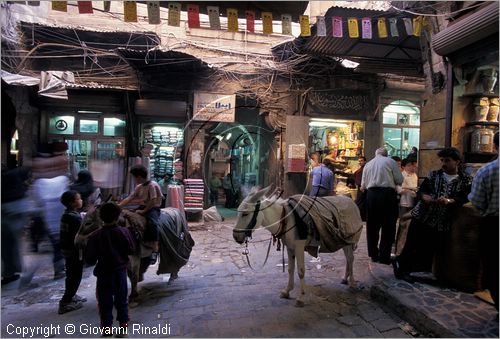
[2,274,20,285]
[392,259,403,279]
[150,252,158,265]
[101,327,113,337]
[54,271,65,280]
[378,258,391,265]
[114,323,128,338]
[72,294,87,303]
[58,300,83,314]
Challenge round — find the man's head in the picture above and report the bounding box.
[358,156,366,167]
[375,147,388,157]
[437,147,462,175]
[311,152,321,167]
[402,158,417,174]
[100,202,122,224]
[130,165,148,183]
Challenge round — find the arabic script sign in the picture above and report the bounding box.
[193,92,235,122]
[307,90,374,117]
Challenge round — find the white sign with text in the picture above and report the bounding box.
[193,92,235,122]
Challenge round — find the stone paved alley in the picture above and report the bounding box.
[1,217,498,338]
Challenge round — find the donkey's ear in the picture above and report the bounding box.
[249,185,273,202]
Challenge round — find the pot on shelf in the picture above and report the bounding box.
[474,105,489,122]
[487,105,499,122]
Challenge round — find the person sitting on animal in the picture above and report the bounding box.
[85,202,135,337]
[119,165,162,265]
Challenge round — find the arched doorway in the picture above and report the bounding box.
[382,100,420,159]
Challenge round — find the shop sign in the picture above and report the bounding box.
[193,92,235,122]
[307,89,375,117]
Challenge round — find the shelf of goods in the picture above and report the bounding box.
[184,178,204,212]
[143,127,184,181]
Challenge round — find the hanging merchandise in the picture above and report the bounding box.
[103,1,110,12]
[168,2,181,27]
[207,6,221,29]
[227,8,238,32]
[422,16,433,33]
[361,17,372,39]
[403,18,413,35]
[52,1,67,12]
[299,15,311,37]
[246,10,255,33]
[124,1,137,22]
[348,17,359,38]
[187,4,200,28]
[389,17,399,37]
[332,16,343,38]
[78,1,93,14]
[281,14,292,35]
[316,16,326,36]
[262,12,273,34]
[184,179,204,212]
[413,16,422,36]
[147,1,161,25]
[377,18,388,38]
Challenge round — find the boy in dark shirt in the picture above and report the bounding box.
[85,202,135,337]
[58,190,86,314]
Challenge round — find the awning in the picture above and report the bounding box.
[432,1,499,56]
[0,70,40,86]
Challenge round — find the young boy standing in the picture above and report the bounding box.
[58,190,86,314]
[85,202,135,337]
[119,165,162,264]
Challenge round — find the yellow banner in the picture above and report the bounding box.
[348,17,359,38]
[262,12,273,34]
[124,1,138,22]
[299,15,311,37]
[227,8,238,32]
[422,16,433,33]
[281,14,292,35]
[413,16,422,36]
[377,18,388,38]
[168,2,181,27]
[52,1,67,12]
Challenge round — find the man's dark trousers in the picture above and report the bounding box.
[366,187,398,263]
[96,269,129,327]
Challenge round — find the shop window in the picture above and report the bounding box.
[382,112,397,125]
[382,100,420,158]
[80,119,99,133]
[97,141,124,160]
[103,118,125,136]
[48,115,75,135]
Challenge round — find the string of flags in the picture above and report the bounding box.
[40,1,433,38]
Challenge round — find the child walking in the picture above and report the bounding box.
[119,165,162,264]
[85,202,135,337]
[58,190,86,314]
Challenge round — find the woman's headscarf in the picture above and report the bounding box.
[70,170,95,201]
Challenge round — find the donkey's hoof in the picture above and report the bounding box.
[295,299,305,307]
[341,278,348,285]
[279,291,290,299]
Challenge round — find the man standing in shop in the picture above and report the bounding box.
[361,147,403,264]
[310,153,335,197]
[209,174,222,206]
[468,132,499,312]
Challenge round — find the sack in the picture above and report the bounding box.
[355,190,367,222]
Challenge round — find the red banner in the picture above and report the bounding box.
[246,10,255,33]
[187,4,200,28]
[78,1,93,14]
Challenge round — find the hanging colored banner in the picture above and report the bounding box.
[389,17,399,37]
[422,16,433,33]
[246,10,255,33]
[52,1,67,12]
[207,6,221,29]
[403,18,413,35]
[361,17,372,39]
[377,18,388,38]
[348,17,359,38]
[332,16,343,38]
[103,1,110,12]
[78,1,93,14]
[316,16,326,36]
[413,16,422,36]
[168,2,181,27]
[262,12,273,34]
[147,1,161,24]
[187,4,200,28]
[281,14,292,35]
[227,8,238,32]
[124,1,137,22]
[27,1,40,6]
[299,15,311,37]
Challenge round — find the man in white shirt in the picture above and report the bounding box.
[361,147,404,264]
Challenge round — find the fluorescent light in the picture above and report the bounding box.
[77,110,102,114]
[341,59,360,69]
[225,133,232,140]
[309,118,349,128]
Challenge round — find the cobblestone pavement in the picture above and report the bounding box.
[2,220,414,338]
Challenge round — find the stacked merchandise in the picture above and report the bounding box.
[143,126,184,181]
[184,179,204,212]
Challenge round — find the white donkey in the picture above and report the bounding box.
[233,186,362,307]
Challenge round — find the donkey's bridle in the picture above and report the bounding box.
[234,200,261,238]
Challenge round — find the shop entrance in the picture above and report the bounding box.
[382,100,420,158]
